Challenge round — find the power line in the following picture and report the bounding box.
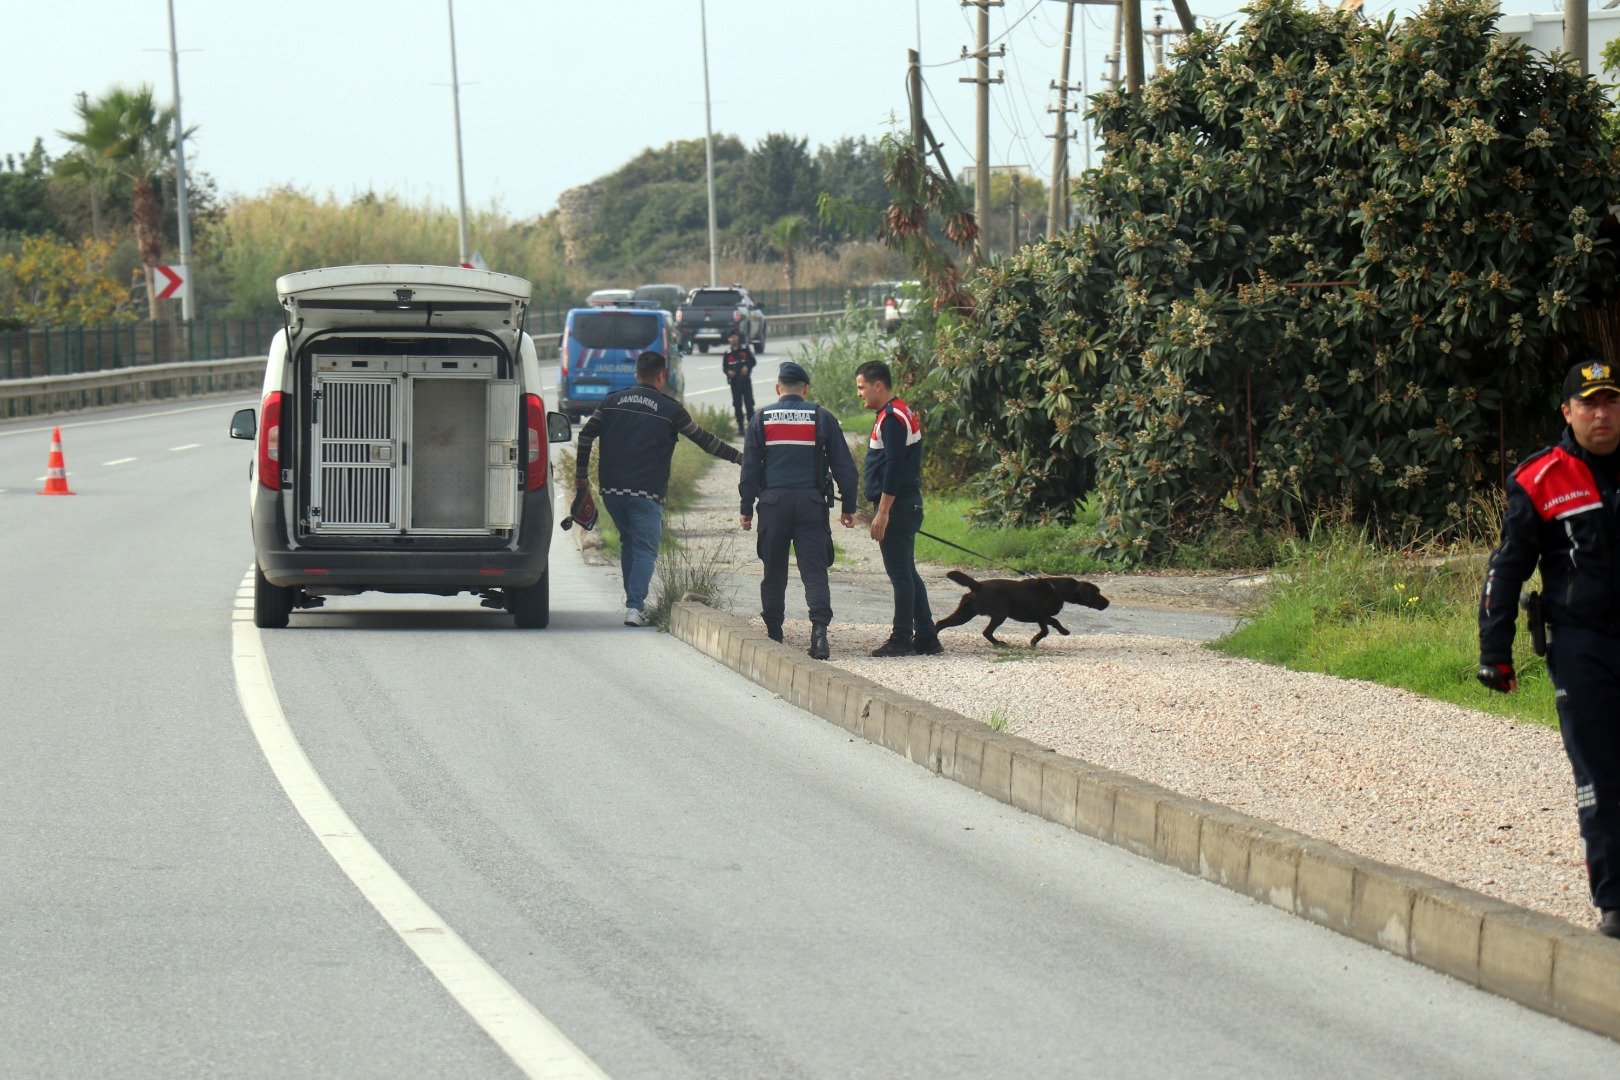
[921,75,975,162]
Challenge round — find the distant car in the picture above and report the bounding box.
[632,283,687,313]
[676,285,766,354]
[883,280,922,333]
[585,288,635,307]
[557,303,684,420]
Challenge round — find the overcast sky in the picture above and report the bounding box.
[2,1,1584,223]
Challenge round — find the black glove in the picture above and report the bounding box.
[1477,662,1517,693]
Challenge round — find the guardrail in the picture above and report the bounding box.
[0,311,851,421]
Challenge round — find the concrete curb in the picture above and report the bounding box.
[669,599,1620,1041]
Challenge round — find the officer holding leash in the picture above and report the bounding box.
[1479,358,1620,939]
[739,361,857,660]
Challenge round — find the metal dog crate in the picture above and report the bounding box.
[308,356,518,535]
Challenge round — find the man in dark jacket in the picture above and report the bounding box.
[576,351,741,626]
[1479,358,1620,938]
[855,359,941,657]
[721,331,757,434]
[739,361,857,659]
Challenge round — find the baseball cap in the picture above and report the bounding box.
[1564,359,1620,400]
[778,361,811,385]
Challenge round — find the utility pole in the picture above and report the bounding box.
[1567,0,1588,74]
[1047,0,1078,239]
[445,0,471,268]
[1147,8,1171,75]
[1123,0,1145,94]
[700,0,719,285]
[909,49,926,153]
[960,0,1005,264]
[1105,4,1123,92]
[164,0,194,322]
[1009,173,1021,251]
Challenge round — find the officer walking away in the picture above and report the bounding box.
[1479,358,1620,938]
[739,360,857,660]
[576,351,742,626]
[855,360,941,657]
[722,330,757,434]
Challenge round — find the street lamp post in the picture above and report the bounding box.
[446,0,471,267]
[165,0,193,323]
[700,0,719,286]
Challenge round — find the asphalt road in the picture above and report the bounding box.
[4,370,1620,1077]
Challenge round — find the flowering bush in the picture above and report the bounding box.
[938,0,1620,559]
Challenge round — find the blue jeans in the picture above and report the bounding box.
[877,498,933,642]
[602,494,663,613]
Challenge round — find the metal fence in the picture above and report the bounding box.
[0,285,866,381]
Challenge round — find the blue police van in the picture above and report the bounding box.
[557,302,684,420]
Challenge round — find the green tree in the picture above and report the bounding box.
[58,84,187,317]
[0,233,134,325]
[763,213,813,296]
[938,0,1620,558]
[735,133,819,233]
[0,140,59,238]
[814,136,887,240]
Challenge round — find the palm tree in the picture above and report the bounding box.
[58,85,185,318]
[763,214,812,303]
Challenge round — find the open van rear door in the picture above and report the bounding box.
[277,264,530,337]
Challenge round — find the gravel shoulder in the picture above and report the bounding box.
[584,448,1594,930]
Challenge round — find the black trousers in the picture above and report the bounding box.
[876,497,934,642]
[757,488,833,629]
[1548,625,1620,910]
[729,377,755,430]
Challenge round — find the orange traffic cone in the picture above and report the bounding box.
[38,426,75,496]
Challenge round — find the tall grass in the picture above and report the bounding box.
[648,526,738,628]
[1211,521,1556,728]
[203,189,570,317]
[917,497,1109,576]
[795,306,889,420]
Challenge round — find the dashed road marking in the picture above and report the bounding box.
[230,569,608,1080]
[103,457,137,466]
[170,443,201,451]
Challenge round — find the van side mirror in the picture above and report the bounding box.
[546,411,572,443]
[229,408,257,440]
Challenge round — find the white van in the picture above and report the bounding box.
[229,265,572,629]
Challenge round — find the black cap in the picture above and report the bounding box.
[778,361,810,385]
[1564,359,1620,401]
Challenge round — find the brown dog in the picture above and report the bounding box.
[934,570,1110,647]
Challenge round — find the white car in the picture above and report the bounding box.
[229,265,573,629]
[585,288,635,307]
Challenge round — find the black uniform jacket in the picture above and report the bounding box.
[738,395,858,517]
[575,384,740,503]
[1480,427,1620,664]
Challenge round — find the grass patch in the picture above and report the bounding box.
[1210,524,1555,729]
[985,710,1013,732]
[914,496,1110,576]
[647,520,737,629]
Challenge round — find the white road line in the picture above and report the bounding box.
[170,443,201,452]
[103,457,137,466]
[230,570,608,1080]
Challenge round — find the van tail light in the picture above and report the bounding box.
[523,393,548,490]
[560,327,570,376]
[258,391,283,491]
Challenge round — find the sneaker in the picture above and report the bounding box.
[870,635,915,658]
[1600,909,1620,938]
[809,625,829,660]
[912,633,943,655]
[624,608,651,627]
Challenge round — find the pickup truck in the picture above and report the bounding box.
[675,285,766,354]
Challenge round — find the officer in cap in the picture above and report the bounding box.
[1479,357,1620,938]
[739,360,858,659]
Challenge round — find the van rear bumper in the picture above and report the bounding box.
[255,487,555,590]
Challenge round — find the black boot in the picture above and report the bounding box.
[763,620,783,643]
[1600,909,1620,938]
[912,631,943,655]
[809,624,829,660]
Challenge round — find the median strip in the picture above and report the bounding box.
[669,598,1620,1041]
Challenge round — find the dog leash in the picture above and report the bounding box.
[915,528,1037,578]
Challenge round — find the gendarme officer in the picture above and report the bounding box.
[1479,358,1620,939]
[739,361,857,660]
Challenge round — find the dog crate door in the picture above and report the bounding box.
[409,375,493,531]
[309,373,401,533]
[485,381,519,530]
